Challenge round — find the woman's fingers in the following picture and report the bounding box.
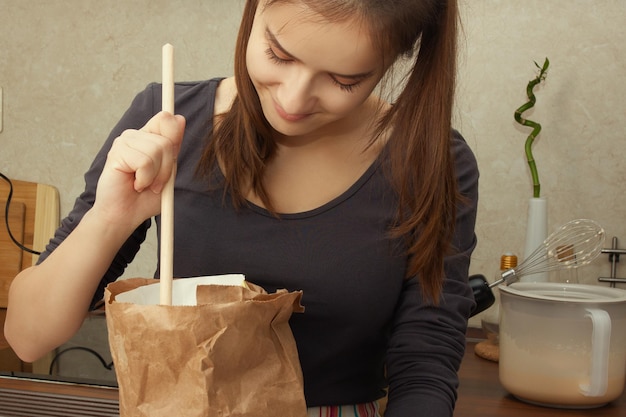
[141,112,186,148]
[109,112,186,193]
[93,112,186,226]
[108,135,165,192]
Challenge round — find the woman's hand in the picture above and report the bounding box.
[93,111,186,230]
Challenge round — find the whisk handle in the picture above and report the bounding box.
[488,268,518,288]
[469,274,496,318]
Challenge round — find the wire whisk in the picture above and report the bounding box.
[490,219,606,288]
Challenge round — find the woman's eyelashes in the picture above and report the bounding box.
[264,45,360,93]
[331,77,360,93]
[264,45,290,64]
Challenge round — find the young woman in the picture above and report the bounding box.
[5,1,478,416]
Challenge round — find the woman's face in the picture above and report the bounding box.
[246,1,386,139]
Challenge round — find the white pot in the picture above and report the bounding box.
[499,283,626,408]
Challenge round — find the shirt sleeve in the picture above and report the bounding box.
[37,84,160,309]
[383,131,479,417]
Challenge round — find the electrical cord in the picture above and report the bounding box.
[48,346,114,375]
[0,172,42,255]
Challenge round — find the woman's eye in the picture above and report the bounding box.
[264,43,360,93]
[265,46,290,65]
[331,77,360,93]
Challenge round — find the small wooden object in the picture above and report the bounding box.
[475,337,499,362]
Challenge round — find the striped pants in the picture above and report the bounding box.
[307,401,381,417]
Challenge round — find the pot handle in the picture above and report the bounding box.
[579,308,611,397]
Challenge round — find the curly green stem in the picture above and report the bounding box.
[514,57,549,198]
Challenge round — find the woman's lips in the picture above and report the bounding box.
[274,101,309,122]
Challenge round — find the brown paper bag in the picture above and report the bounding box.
[105,276,307,417]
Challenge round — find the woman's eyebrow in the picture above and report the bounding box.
[265,27,375,81]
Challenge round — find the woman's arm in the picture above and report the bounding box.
[384,132,479,417]
[4,111,185,362]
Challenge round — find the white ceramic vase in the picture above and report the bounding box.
[520,196,548,282]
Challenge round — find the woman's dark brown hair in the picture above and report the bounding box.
[198,0,459,304]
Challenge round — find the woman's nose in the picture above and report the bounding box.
[276,70,317,115]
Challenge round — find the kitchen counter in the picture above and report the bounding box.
[1,336,624,416]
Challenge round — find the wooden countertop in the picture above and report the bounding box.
[1,337,624,416]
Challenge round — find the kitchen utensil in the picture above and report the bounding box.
[160,43,175,305]
[469,219,605,317]
[499,282,626,408]
[493,218,605,287]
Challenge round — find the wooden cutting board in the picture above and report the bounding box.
[0,200,25,308]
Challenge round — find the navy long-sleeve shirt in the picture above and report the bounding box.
[39,78,479,416]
